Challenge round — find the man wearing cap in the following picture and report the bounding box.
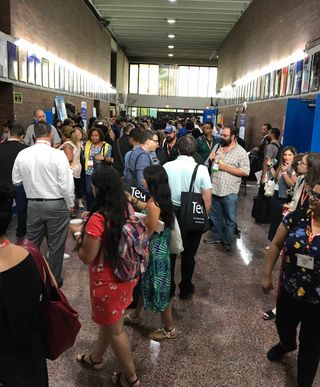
[162,124,179,162]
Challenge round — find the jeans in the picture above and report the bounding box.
[210,193,238,245]
[15,185,28,238]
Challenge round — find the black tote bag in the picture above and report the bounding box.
[180,164,209,232]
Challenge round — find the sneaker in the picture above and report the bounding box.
[179,284,195,300]
[63,253,70,260]
[203,235,222,244]
[267,343,296,361]
[149,327,177,341]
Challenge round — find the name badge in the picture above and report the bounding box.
[88,159,94,168]
[274,183,279,191]
[212,163,219,173]
[297,254,314,270]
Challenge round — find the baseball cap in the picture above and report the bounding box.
[164,124,176,134]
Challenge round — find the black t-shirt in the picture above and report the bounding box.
[0,141,28,184]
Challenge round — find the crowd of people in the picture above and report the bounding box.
[0,111,320,387]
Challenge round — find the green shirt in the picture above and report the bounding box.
[197,135,220,161]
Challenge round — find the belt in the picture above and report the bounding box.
[28,198,64,201]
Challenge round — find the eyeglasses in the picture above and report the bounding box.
[150,138,159,143]
[298,160,308,166]
[309,189,320,201]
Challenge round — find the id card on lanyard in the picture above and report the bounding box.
[297,215,320,271]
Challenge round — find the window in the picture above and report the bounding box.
[129,64,139,93]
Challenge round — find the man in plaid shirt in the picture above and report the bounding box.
[204,126,250,251]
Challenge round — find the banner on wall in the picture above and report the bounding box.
[293,59,303,95]
[301,56,312,93]
[310,52,320,92]
[239,113,246,140]
[55,96,68,121]
[81,101,88,131]
[0,37,7,77]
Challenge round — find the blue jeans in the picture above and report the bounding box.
[210,193,238,245]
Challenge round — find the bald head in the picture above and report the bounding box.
[34,110,46,123]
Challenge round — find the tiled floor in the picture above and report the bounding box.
[7,184,320,386]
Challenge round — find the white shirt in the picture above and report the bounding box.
[164,155,212,206]
[12,141,75,208]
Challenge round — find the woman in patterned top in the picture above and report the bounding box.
[71,167,140,387]
[125,165,177,340]
[262,181,320,387]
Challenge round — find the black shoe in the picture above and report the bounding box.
[224,244,232,252]
[179,284,195,300]
[58,278,64,288]
[267,343,296,361]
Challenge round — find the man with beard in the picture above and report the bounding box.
[162,124,179,162]
[204,126,250,251]
[197,122,220,161]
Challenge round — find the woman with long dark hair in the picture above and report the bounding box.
[125,165,177,340]
[0,184,48,386]
[71,167,140,387]
[268,146,297,242]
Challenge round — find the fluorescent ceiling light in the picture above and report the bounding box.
[168,34,175,39]
[168,53,174,57]
[167,19,176,24]
[168,45,174,49]
[169,0,176,2]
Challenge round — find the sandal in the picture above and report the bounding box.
[76,354,103,370]
[112,372,140,387]
[123,313,141,324]
[148,327,177,340]
[262,309,276,321]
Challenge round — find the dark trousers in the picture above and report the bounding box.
[276,289,320,387]
[15,185,28,238]
[85,174,94,210]
[171,206,202,295]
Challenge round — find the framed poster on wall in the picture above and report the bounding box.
[269,70,275,98]
[48,60,55,89]
[274,69,282,97]
[286,63,295,95]
[260,75,266,99]
[293,59,303,95]
[64,68,69,92]
[309,51,320,92]
[54,63,59,89]
[0,37,7,78]
[7,41,18,80]
[27,52,35,84]
[264,73,270,99]
[42,58,49,87]
[280,66,288,97]
[59,66,65,91]
[35,54,42,86]
[301,56,312,93]
[256,76,261,100]
[18,47,27,82]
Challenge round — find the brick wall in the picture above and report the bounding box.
[216,0,320,150]
[0,82,13,124]
[12,85,110,128]
[10,0,111,80]
[217,0,320,90]
[0,0,10,34]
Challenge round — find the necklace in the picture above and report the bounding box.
[0,239,10,248]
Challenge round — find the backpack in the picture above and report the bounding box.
[112,216,150,281]
[270,142,283,170]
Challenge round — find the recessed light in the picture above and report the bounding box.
[167,19,176,24]
[168,45,174,49]
[169,0,176,2]
[168,34,175,39]
[168,53,174,57]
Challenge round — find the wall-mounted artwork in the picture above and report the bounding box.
[280,66,288,97]
[274,69,281,97]
[301,56,311,93]
[7,41,18,80]
[264,73,270,99]
[35,54,42,86]
[54,63,59,89]
[18,47,27,82]
[42,58,49,87]
[0,37,7,78]
[286,63,294,95]
[49,61,55,89]
[27,52,35,84]
[293,59,303,95]
[309,51,320,92]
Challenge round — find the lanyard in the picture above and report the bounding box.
[300,188,308,207]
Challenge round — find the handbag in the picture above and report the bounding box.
[17,239,81,361]
[180,164,209,232]
[264,178,276,197]
[169,214,184,254]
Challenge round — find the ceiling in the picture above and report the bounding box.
[90,0,252,65]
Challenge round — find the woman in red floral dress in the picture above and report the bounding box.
[71,167,140,387]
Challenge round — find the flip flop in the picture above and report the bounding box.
[262,309,276,320]
[76,354,103,370]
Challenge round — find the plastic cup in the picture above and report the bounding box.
[70,218,83,225]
